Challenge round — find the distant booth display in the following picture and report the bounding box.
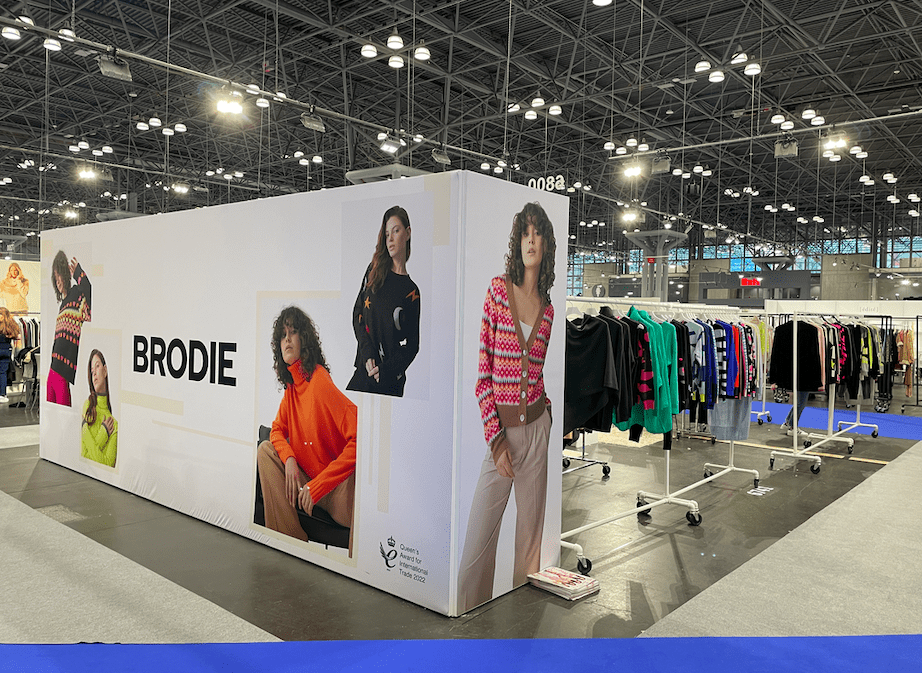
[39,171,568,617]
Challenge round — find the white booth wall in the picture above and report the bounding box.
[39,171,567,616]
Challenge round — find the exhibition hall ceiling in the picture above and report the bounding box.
[2,0,921,261]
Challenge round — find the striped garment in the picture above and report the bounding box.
[50,264,92,385]
[475,275,553,453]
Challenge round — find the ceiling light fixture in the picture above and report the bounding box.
[548,104,562,116]
[770,113,785,124]
[802,108,816,120]
[361,43,377,58]
[387,30,403,50]
[97,54,133,82]
[388,54,404,68]
[431,147,451,165]
[811,115,825,125]
[216,90,243,114]
[136,121,149,131]
[43,38,62,51]
[708,70,725,82]
[255,97,269,108]
[300,109,326,132]
[148,116,162,127]
[2,26,21,40]
[524,109,537,120]
[744,62,761,76]
[414,41,430,61]
[531,94,545,108]
[379,133,402,154]
[694,60,711,73]
[173,123,187,133]
[781,120,794,130]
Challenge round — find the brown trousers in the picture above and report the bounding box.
[457,409,551,613]
[256,441,355,546]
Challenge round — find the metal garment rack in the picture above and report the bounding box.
[899,316,921,414]
[561,297,760,573]
[769,312,882,472]
[742,312,775,427]
[562,429,611,477]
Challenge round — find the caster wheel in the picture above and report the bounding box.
[804,441,812,448]
[810,464,821,474]
[637,501,650,517]
[767,415,772,423]
[685,511,703,526]
[577,558,592,575]
[847,445,854,454]
[602,465,611,477]
[758,418,764,425]
[901,406,906,414]
[769,458,775,470]
[704,469,713,479]
[562,458,570,469]
[872,430,879,438]
[753,478,760,488]
[711,437,716,445]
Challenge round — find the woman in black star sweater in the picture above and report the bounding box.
[347,206,421,397]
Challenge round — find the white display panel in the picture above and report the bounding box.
[40,171,566,616]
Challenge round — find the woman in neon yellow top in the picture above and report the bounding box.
[81,349,117,467]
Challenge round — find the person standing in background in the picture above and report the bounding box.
[0,307,22,404]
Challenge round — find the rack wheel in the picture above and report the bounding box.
[872,430,879,438]
[847,445,854,454]
[767,415,772,423]
[810,463,821,474]
[637,500,650,517]
[902,406,906,414]
[753,478,759,488]
[769,457,775,470]
[711,437,716,445]
[685,511,703,526]
[804,441,812,448]
[562,458,570,469]
[577,558,592,575]
[602,465,611,477]
[704,469,713,479]
[757,418,763,425]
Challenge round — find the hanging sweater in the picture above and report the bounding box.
[270,362,357,503]
[475,275,553,457]
[81,395,118,467]
[50,264,91,385]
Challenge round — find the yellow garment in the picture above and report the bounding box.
[81,394,118,467]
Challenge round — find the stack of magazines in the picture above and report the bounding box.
[527,567,600,600]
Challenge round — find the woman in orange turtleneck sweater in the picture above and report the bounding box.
[256,306,357,545]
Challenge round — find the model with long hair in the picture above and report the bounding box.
[347,205,421,397]
[0,262,30,314]
[81,349,118,467]
[47,251,91,406]
[458,202,557,613]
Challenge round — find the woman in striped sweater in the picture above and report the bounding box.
[47,251,91,406]
[458,202,556,613]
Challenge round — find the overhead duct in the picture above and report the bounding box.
[345,163,430,184]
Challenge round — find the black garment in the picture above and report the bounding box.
[628,424,672,450]
[347,266,421,397]
[563,315,617,435]
[768,320,822,392]
[597,314,634,424]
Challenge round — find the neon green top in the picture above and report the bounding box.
[81,394,118,467]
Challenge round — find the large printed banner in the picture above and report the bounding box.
[1,259,40,315]
[40,171,567,616]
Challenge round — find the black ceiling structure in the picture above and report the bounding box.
[2,0,922,265]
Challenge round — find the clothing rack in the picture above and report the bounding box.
[769,311,882,472]
[741,311,774,427]
[561,297,759,574]
[900,316,922,414]
[562,429,611,478]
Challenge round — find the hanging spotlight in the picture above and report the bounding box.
[388,54,405,68]
[299,158,310,166]
[616,146,627,155]
[548,104,562,116]
[493,166,503,174]
[255,97,270,108]
[731,50,748,65]
[162,127,174,136]
[694,60,711,73]
[849,145,862,154]
[507,103,520,113]
[387,30,403,50]
[626,137,638,147]
[638,139,649,151]
[216,90,243,114]
[91,149,103,157]
[480,162,490,171]
[148,116,162,127]
[379,133,402,154]
[780,120,794,130]
[708,70,725,83]
[312,155,322,164]
[743,62,761,76]
[830,154,841,162]
[77,140,90,150]
[693,164,703,173]
[136,121,149,131]
[2,26,21,40]
[300,109,326,132]
[531,93,545,108]
[524,109,538,120]
[173,123,187,133]
[811,115,825,125]
[801,108,816,120]
[702,167,713,176]
[603,141,615,151]
[361,43,377,58]
[770,113,785,124]
[68,145,80,152]
[101,145,113,154]
[673,168,683,176]
[43,38,62,52]
[414,42,431,61]
[592,0,614,5]
[856,151,868,159]
[431,147,451,165]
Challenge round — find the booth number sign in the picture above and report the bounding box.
[527,175,567,191]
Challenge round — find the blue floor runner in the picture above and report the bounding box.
[1,635,919,673]
[751,401,922,440]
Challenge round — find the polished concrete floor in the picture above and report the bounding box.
[1,387,918,641]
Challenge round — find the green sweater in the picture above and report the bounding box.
[81,394,118,467]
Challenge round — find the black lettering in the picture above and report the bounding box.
[150,337,166,376]
[167,339,187,379]
[133,336,148,373]
[210,341,217,384]
[188,340,208,382]
[218,342,236,386]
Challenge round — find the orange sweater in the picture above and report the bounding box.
[269,363,357,503]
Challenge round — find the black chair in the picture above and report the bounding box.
[253,425,350,549]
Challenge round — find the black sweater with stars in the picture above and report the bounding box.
[347,265,421,397]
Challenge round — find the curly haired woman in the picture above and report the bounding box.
[458,202,557,613]
[0,262,30,314]
[256,306,357,546]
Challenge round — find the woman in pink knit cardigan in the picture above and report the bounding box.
[458,202,557,613]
